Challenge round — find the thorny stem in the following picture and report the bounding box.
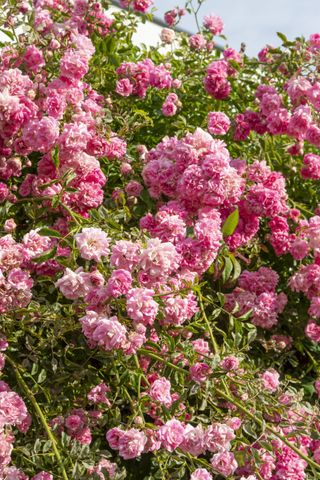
[6,355,69,480]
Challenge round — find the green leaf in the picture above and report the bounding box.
[222,208,239,237]
[0,29,14,41]
[52,145,60,169]
[38,227,62,238]
[37,369,47,383]
[221,256,233,284]
[230,254,242,282]
[32,246,57,263]
[277,32,288,43]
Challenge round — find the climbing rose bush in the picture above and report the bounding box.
[0,0,320,478]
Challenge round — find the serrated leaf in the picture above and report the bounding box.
[222,208,239,237]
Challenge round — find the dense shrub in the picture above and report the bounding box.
[0,0,320,479]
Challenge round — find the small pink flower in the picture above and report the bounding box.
[220,356,240,371]
[192,339,210,356]
[87,382,111,406]
[4,219,16,233]
[107,269,132,297]
[189,363,211,383]
[126,288,158,326]
[190,468,212,480]
[149,377,172,407]
[157,419,185,451]
[210,450,238,477]
[106,427,122,449]
[125,180,143,197]
[205,423,235,452]
[7,269,33,290]
[160,28,175,44]
[305,320,320,342]
[261,369,280,392]
[116,78,133,97]
[203,14,224,35]
[207,112,231,135]
[32,472,53,480]
[119,428,147,459]
[162,101,177,117]
[75,228,110,262]
[189,34,207,50]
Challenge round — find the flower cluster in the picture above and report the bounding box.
[1,1,320,479]
[226,267,287,329]
[116,59,176,98]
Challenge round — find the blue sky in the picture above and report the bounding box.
[153,0,320,55]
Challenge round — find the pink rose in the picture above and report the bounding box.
[261,369,280,392]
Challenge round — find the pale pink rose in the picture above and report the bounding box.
[87,382,111,406]
[205,423,235,452]
[126,288,158,325]
[0,391,29,430]
[65,414,84,433]
[106,427,123,449]
[110,240,140,271]
[75,227,110,262]
[91,316,127,351]
[210,450,238,477]
[226,417,242,430]
[60,50,89,80]
[261,368,280,392]
[189,363,211,383]
[21,117,59,153]
[190,468,213,480]
[180,424,206,456]
[149,377,172,407]
[116,78,133,96]
[207,112,231,135]
[106,269,132,297]
[120,162,133,175]
[192,339,210,356]
[7,268,33,290]
[139,238,180,281]
[118,428,147,459]
[32,472,53,480]
[22,229,52,259]
[23,45,45,72]
[305,320,320,342]
[157,419,185,451]
[160,28,175,44]
[4,219,16,233]
[55,267,91,300]
[125,180,143,197]
[189,34,207,50]
[219,356,240,371]
[203,14,224,35]
[162,101,177,117]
